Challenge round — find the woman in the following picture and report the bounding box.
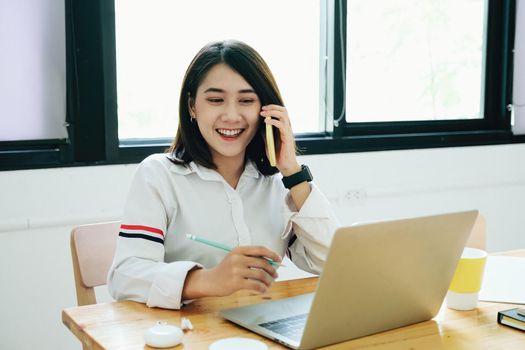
[108,40,339,309]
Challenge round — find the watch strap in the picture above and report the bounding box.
[282,165,313,189]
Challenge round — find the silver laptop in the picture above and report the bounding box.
[220,210,478,349]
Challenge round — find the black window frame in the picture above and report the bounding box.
[0,0,522,171]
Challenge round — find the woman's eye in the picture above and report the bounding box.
[240,99,254,104]
[207,98,223,103]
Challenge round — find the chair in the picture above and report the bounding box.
[466,213,486,250]
[70,221,120,306]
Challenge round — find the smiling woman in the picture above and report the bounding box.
[189,64,262,178]
[167,40,285,177]
[107,40,340,310]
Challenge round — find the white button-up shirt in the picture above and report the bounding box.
[107,154,340,309]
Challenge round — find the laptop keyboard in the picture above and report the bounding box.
[258,313,308,341]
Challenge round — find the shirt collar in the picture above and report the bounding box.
[242,160,260,179]
[167,156,260,180]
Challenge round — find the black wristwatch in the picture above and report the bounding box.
[282,165,313,189]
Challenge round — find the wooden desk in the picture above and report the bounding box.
[63,251,525,349]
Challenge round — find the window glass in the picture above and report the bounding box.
[345,0,486,122]
[512,0,525,134]
[0,0,66,141]
[115,0,321,140]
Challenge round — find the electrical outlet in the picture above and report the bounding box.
[338,188,367,206]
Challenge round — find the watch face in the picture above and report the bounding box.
[303,165,313,180]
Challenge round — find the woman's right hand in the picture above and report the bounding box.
[182,246,282,299]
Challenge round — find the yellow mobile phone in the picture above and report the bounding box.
[265,123,277,166]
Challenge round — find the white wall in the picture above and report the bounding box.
[1,144,525,350]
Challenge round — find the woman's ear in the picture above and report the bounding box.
[188,96,196,118]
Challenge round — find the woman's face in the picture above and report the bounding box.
[190,63,261,165]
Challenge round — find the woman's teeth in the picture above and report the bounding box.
[217,129,243,137]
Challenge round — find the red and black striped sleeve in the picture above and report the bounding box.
[119,224,165,245]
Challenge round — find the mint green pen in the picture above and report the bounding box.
[185,234,283,267]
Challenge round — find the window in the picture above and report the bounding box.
[0,0,66,142]
[319,0,521,154]
[346,0,485,123]
[0,0,522,171]
[0,0,68,169]
[115,0,321,140]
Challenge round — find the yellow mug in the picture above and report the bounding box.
[446,247,487,310]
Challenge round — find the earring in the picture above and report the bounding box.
[190,115,196,123]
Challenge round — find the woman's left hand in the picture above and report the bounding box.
[260,105,301,176]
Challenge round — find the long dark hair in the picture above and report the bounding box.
[167,40,284,176]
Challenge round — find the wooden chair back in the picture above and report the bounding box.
[466,213,486,250]
[70,221,120,306]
